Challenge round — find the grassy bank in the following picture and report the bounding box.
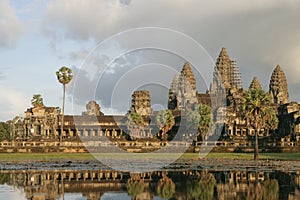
[0,153,95,162]
[185,152,300,160]
[0,152,299,162]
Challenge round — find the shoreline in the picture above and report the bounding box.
[0,153,300,172]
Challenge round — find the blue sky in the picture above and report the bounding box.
[1,0,300,121]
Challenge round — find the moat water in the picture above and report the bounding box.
[0,168,299,200]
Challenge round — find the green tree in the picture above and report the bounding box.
[0,122,10,141]
[126,112,144,140]
[265,107,279,131]
[31,94,44,107]
[242,88,278,160]
[187,104,212,141]
[186,171,216,200]
[156,176,175,199]
[56,66,73,142]
[126,179,145,200]
[155,109,175,141]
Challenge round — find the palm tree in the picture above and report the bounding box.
[56,66,73,142]
[31,94,44,108]
[242,88,278,160]
[155,109,175,141]
[126,112,144,140]
[187,104,212,141]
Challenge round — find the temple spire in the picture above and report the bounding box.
[249,76,262,90]
[269,64,290,104]
[168,62,197,111]
[214,47,242,90]
[180,62,196,90]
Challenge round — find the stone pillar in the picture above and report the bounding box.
[105,129,110,137]
[98,129,103,137]
[112,129,117,138]
[68,129,73,137]
[90,129,95,137]
[83,129,88,137]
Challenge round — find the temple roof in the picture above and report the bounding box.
[249,76,262,90]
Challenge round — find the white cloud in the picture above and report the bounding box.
[42,0,300,103]
[0,85,29,121]
[42,0,123,41]
[42,0,296,42]
[0,0,23,48]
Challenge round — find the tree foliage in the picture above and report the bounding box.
[126,112,144,140]
[0,122,10,141]
[56,66,73,85]
[187,104,212,141]
[155,109,175,141]
[242,88,278,160]
[31,94,44,107]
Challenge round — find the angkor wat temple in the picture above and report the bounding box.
[4,48,300,152]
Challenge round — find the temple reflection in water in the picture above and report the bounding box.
[0,169,300,200]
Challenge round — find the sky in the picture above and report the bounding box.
[1,0,300,121]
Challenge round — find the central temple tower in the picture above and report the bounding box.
[211,48,242,92]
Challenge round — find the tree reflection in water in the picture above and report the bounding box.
[0,169,297,200]
[263,179,279,200]
[156,172,176,199]
[126,173,150,200]
[186,171,216,200]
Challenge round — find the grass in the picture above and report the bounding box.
[0,153,95,162]
[0,152,299,162]
[184,152,300,161]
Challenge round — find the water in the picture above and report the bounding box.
[0,169,298,200]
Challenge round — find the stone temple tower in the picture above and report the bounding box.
[211,47,242,92]
[168,75,179,110]
[269,65,290,105]
[130,90,152,116]
[168,62,197,111]
[249,76,262,90]
[215,47,232,89]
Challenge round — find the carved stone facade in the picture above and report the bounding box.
[269,65,290,104]
[168,62,198,111]
[19,106,59,139]
[278,102,300,139]
[130,90,152,116]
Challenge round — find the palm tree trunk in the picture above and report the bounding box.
[60,84,65,142]
[254,128,259,160]
[162,129,166,141]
